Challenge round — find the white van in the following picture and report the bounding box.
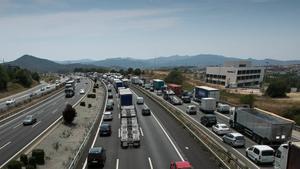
[136,97,144,105]
[246,145,274,164]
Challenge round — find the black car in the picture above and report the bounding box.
[87,147,106,167]
[108,93,113,99]
[141,106,151,116]
[23,115,37,125]
[99,123,112,136]
[200,114,217,127]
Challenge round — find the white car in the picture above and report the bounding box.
[6,98,15,105]
[79,89,85,94]
[136,97,144,105]
[212,123,230,135]
[246,145,274,164]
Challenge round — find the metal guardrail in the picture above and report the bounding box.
[133,85,257,169]
[67,80,108,169]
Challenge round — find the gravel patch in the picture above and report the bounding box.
[34,81,105,169]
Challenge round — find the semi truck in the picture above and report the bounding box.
[193,86,219,102]
[119,88,133,109]
[153,79,165,90]
[229,107,295,145]
[275,142,300,169]
[167,84,182,96]
[65,80,75,98]
[200,98,216,113]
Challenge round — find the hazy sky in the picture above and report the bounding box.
[0,0,299,61]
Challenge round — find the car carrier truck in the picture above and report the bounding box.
[120,107,140,148]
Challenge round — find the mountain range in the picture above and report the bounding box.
[4,54,300,73]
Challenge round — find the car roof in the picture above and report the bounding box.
[252,145,274,151]
[188,105,196,108]
[104,111,112,115]
[137,96,143,99]
[101,123,110,127]
[89,147,103,153]
[175,161,192,167]
[230,132,243,137]
[26,115,33,118]
[217,123,227,127]
[204,114,216,117]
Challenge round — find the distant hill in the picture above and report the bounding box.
[6,55,99,73]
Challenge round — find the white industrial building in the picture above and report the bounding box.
[206,61,265,88]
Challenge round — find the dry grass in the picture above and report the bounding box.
[0,81,39,99]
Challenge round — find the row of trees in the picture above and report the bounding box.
[113,67,143,76]
[0,65,40,91]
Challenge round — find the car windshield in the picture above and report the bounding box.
[236,136,244,140]
[262,150,274,156]
[25,116,32,120]
[221,126,228,129]
[100,125,109,130]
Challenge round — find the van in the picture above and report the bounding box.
[136,97,144,105]
[246,145,274,164]
[186,105,197,115]
[200,114,217,127]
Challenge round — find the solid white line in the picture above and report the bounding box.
[148,157,154,169]
[116,158,119,169]
[32,121,41,128]
[118,113,120,119]
[140,127,144,137]
[13,123,22,129]
[0,141,11,150]
[130,89,185,161]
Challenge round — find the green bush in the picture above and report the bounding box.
[265,80,288,98]
[80,102,86,107]
[240,94,255,108]
[28,157,36,169]
[32,149,45,165]
[62,104,77,124]
[164,69,184,85]
[20,154,28,166]
[7,160,22,169]
[87,94,96,98]
[26,165,36,169]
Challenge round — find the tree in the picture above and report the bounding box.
[15,69,33,87]
[133,68,141,76]
[127,67,133,74]
[62,104,77,124]
[240,94,256,108]
[265,80,288,97]
[0,65,9,90]
[164,69,184,85]
[31,72,40,82]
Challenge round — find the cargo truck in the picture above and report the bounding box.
[200,98,216,113]
[119,88,133,109]
[194,86,219,102]
[275,142,300,169]
[65,80,75,98]
[229,107,294,145]
[120,107,140,148]
[153,79,165,90]
[131,76,140,84]
[167,84,182,96]
[113,79,123,92]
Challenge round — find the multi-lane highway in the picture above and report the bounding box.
[76,82,220,169]
[0,78,91,168]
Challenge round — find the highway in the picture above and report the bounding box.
[76,82,220,169]
[0,78,91,168]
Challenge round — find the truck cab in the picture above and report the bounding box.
[170,161,192,169]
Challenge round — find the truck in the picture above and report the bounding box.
[119,88,133,109]
[200,98,216,113]
[170,161,192,169]
[194,86,219,102]
[120,107,140,148]
[153,79,165,91]
[131,76,140,85]
[113,79,123,92]
[65,80,75,98]
[229,107,295,145]
[275,142,300,169]
[122,78,129,88]
[167,84,182,96]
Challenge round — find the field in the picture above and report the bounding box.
[0,81,39,99]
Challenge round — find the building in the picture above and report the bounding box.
[206,61,265,88]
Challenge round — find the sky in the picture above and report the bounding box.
[0,0,299,61]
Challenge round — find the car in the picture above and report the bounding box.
[23,115,37,125]
[79,89,85,94]
[212,123,230,135]
[150,87,154,92]
[136,97,144,105]
[108,92,113,99]
[222,132,245,147]
[186,105,197,115]
[106,101,114,111]
[40,87,45,91]
[141,105,151,116]
[99,123,112,136]
[107,99,114,106]
[200,114,217,127]
[170,96,183,105]
[46,85,51,89]
[87,147,106,167]
[246,145,274,164]
[5,98,15,105]
[156,90,162,96]
[103,112,113,121]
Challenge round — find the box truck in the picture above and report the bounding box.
[153,79,165,90]
[119,89,133,109]
[200,98,216,113]
[275,142,300,169]
[229,107,294,145]
[194,86,219,102]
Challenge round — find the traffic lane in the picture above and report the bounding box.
[0,79,91,166]
[150,91,273,169]
[132,87,220,169]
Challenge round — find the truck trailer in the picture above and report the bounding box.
[230,107,294,145]
[275,142,300,169]
[120,107,140,148]
[65,80,75,98]
[119,88,133,109]
[167,84,182,96]
[194,86,219,102]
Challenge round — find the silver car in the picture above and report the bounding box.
[222,132,245,147]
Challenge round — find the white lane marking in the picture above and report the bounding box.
[118,113,120,119]
[116,158,119,169]
[140,127,144,137]
[52,109,58,114]
[148,157,154,169]
[0,141,11,150]
[118,128,121,138]
[32,121,41,128]
[130,89,185,161]
[13,123,22,129]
